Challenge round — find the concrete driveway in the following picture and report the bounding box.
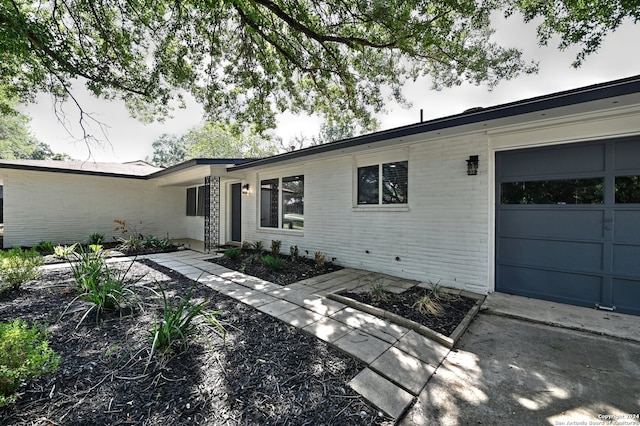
[400,297,640,425]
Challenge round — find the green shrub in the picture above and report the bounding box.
[54,243,77,259]
[270,240,281,257]
[262,255,286,271]
[76,261,141,326]
[117,236,144,254]
[70,245,107,292]
[0,319,60,407]
[368,280,389,303]
[0,248,43,290]
[223,247,242,260]
[87,232,104,245]
[150,284,225,355]
[34,241,55,254]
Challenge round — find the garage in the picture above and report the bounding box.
[496,137,640,316]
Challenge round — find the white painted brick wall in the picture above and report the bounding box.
[241,133,490,293]
[3,170,188,247]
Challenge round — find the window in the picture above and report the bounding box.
[260,175,304,230]
[186,185,206,216]
[357,161,408,205]
[615,175,640,203]
[501,178,604,205]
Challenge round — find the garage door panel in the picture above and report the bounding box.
[614,210,640,242]
[499,237,603,273]
[498,144,605,178]
[612,244,640,278]
[499,209,604,240]
[612,278,640,315]
[615,139,640,171]
[498,265,603,306]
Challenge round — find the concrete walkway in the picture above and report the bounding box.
[143,249,446,421]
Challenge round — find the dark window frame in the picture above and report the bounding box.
[357,161,408,205]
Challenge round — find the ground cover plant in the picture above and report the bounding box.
[0,248,43,291]
[0,260,391,425]
[209,244,342,286]
[0,319,60,407]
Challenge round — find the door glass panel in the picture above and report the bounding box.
[501,178,604,204]
[615,175,640,203]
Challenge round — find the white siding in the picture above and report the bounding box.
[242,133,490,293]
[3,170,187,247]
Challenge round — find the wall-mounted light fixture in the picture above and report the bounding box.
[466,155,479,176]
[242,183,250,194]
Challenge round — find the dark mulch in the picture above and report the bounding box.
[208,251,343,286]
[0,260,392,425]
[342,287,477,337]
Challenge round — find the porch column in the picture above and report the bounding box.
[204,176,220,252]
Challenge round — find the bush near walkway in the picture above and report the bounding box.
[0,319,60,407]
[0,248,43,291]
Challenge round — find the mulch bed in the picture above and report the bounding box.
[0,260,392,425]
[342,287,477,337]
[208,251,342,286]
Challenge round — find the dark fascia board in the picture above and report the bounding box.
[148,158,255,179]
[230,74,640,171]
[0,158,256,180]
[0,162,152,179]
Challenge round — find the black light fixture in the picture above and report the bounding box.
[242,183,250,194]
[466,155,479,176]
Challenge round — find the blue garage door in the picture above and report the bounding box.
[496,137,640,315]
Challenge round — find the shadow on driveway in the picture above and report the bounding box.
[400,314,640,425]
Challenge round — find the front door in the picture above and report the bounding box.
[231,183,242,242]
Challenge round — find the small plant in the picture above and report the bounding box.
[241,241,251,250]
[224,247,243,260]
[413,283,453,317]
[87,232,104,245]
[117,235,144,254]
[270,240,281,257]
[54,243,77,259]
[262,255,286,270]
[0,248,43,291]
[0,319,60,407]
[150,284,225,356]
[70,245,107,292]
[368,280,389,302]
[314,251,326,269]
[75,261,141,326]
[34,241,55,254]
[251,240,264,253]
[289,245,299,262]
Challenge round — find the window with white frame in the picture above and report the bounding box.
[260,175,304,230]
[357,161,408,205]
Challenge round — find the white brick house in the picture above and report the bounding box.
[2,76,639,315]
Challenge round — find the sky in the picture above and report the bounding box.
[22,14,640,163]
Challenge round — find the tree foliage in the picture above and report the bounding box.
[1,0,538,132]
[148,123,277,167]
[0,90,70,160]
[507,0,640,67]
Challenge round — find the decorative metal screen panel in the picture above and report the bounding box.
[204,176,220,252]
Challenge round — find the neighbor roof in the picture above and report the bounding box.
[0,160,163,178]
[230,74,640,171]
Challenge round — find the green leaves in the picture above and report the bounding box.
[3,0,539,133]
[507,0,640,67]
[0,319,60,407]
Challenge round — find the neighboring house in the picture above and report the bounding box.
[1,76,639,316]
